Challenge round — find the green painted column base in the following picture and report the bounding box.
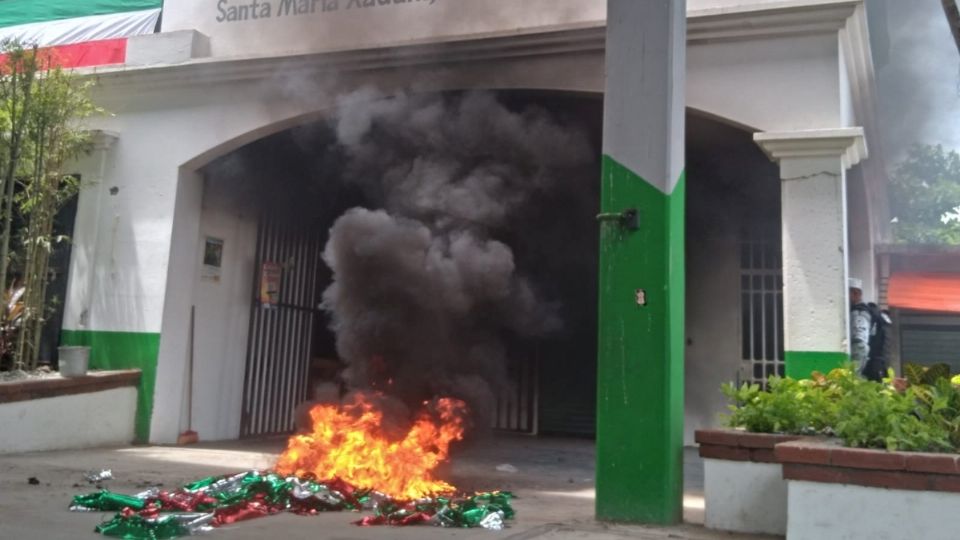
[61,330,160,443]
[595,156,685,524]
[784,351,849,379]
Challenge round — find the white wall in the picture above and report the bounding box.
[688,33,843,131]
[152,169,203,442]
[64,143,113,332]
[64,136,168,334]
[788,480,960,540]
[0,388,137,454]
[780,155,851,355]
[186,177,258,441]
[847,166,877,301]
[684,114,780,444]
[685,228,741,444]
[704,459,787,536]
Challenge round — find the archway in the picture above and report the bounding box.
[156,88,778,445]
[172,90,605,441]
[684,110,781,444]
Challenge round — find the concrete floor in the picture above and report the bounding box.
[0,434,775,539]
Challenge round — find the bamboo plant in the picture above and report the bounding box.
[0,42,97,371]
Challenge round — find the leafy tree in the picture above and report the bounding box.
[0,43,97,370]
[889,144,960,245]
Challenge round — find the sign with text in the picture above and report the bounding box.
[260,262,283,307]
[161,0,604,59]
[216,0,437,23]
[201,237,224,283]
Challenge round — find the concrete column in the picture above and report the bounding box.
[754,128,867,378]
[596,0,686,524]
[61,129,175,443]
[64,130,118,332]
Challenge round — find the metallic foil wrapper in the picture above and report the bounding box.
[70,491,147,512]
[286,477,348,508]
[479,511,505,531]
[288,478,317,500]
[85,469,114,483]
[315,488,348,507]
[362,491,391,511]
[72,470,515,537]
[135,487,160,500]
[161,512,215,535]
[96,513,188,539]
[203,472,255,496]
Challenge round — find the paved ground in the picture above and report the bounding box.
[0,435,777,539]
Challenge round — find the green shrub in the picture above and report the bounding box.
[721,372,842,435]
[721,366,960,454]
[833,380,952,452]
[904,362,952,387]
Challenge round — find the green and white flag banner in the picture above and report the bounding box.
[0,8,159,48]
[0,1,161,28]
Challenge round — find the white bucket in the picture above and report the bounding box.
[59,346,90,377]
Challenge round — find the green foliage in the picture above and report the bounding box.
[722,372,845,435]
[723,366,960,454]
[889,144,960,245]
[0,282,23,368]
[832,380,952,453]
[721,380,807,434]
[911,377,960,450]
[0,42,98,370]
[904,362,952,387]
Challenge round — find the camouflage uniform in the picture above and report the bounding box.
[850,303,872,376]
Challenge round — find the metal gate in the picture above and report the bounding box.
[739,228,785,385]
[493,357,538,433]
[899,314,960,372]
[240,218,324,438]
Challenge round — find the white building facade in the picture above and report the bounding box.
[56,0,888,444]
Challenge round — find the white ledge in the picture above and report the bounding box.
[754,127,867,170]
[80,1,863,91]
[688,0,858,43]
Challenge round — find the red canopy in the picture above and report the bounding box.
[888,272,960,314]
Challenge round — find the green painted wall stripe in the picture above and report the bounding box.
[60,330,160,443]
[595,155,685,523]
[785,351,849,379]
[666,169,685,483]
[0,1,161,29]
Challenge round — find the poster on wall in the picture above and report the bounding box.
[260,262,282,308]
[201,237,224,282]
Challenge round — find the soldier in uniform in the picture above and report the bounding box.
[849,278,872,376]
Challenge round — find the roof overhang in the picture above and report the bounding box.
[889,272,960,314]
[79,0,871,91]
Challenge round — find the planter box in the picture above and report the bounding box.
[777,439,960,540]
[696,429,803,536]
[0,370,140,454]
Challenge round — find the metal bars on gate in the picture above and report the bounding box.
[739,229,785,385]
[240,218,323,438]
[493,356,538,434]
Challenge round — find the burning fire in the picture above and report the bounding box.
[275,394,468,500]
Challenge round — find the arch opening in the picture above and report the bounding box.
[167,89,781,448]
[187,90,604,441]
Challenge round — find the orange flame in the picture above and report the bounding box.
[275,394,467,500]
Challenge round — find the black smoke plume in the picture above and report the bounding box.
[320,91,593,423]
